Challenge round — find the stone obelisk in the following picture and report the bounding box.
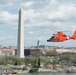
[17,8,24,58]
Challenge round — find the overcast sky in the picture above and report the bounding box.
[0,0,76,47]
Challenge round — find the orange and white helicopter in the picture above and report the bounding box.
[47,30,76,42]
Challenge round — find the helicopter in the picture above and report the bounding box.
[47,30,76,42]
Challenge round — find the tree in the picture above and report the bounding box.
[46,50,57,56]
[38,58,40,67]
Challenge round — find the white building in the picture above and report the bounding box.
[56,49,76,53]
[17,8,24,58]
[0,48,15,56]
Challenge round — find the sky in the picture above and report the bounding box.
[0,0,76,47]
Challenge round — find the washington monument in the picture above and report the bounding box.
[17,8,24,58]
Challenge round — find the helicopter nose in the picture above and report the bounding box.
[47,39,50,42]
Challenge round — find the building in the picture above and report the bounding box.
[24,49,41,57]
[37,40,39,48]
[0,48,16,56]
[56,48,76,53]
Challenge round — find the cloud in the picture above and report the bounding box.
[46,4,76,21]
[24,9,40,21]
[23,0,76,32]
[0,36,16,40]
[0,0,76,46]
[1,0,76,30]
[0,10,18,26]
[21,1,33,9]
[0,0,24,7]
[28,31,34,34]
[50,0,58,5]
[0,35,17,46]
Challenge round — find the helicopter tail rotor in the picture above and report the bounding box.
[69,30,76,40]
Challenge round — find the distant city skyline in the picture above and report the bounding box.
[0,0,76,47]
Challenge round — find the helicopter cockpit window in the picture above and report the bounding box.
[50,36,55,40]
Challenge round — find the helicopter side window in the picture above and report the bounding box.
[50,36,55,40]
